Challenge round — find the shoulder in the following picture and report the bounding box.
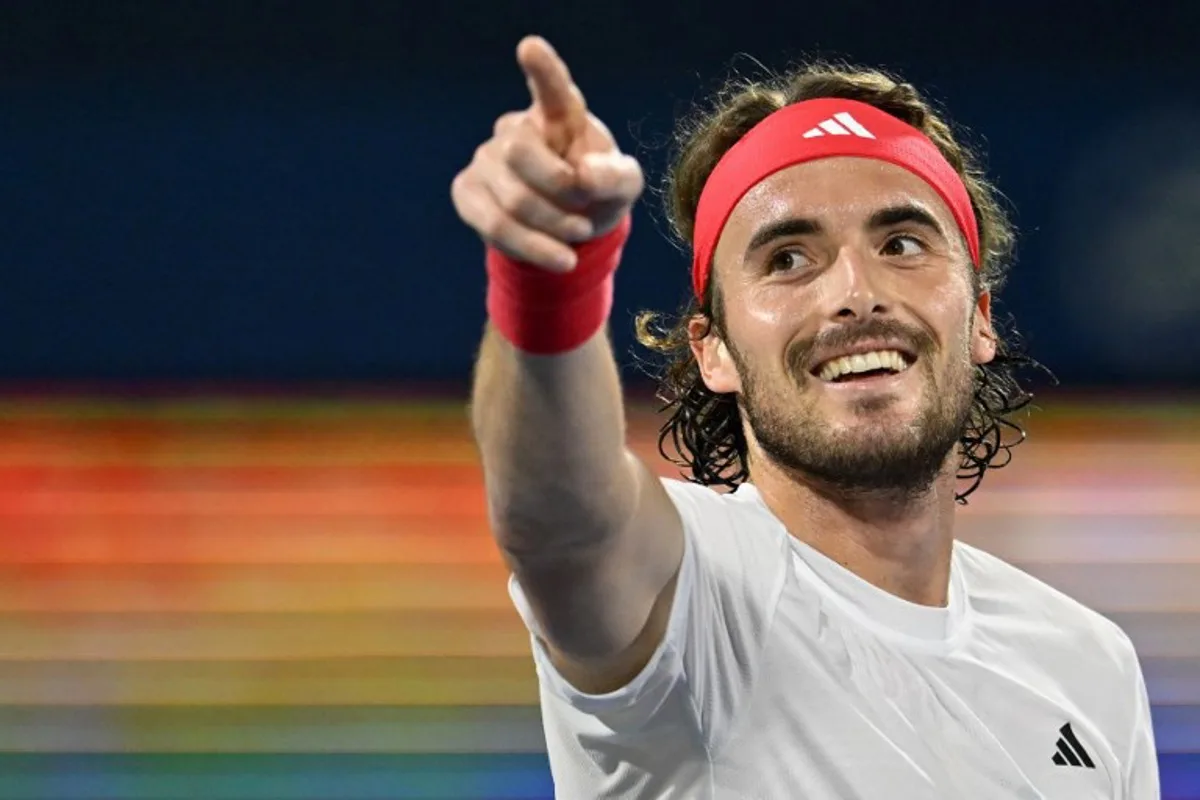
[956,541,1141,682]
[660,478,792,565]
[956,541,1152,773]
[660,477,784,529]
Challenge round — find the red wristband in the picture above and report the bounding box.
[485,215,632,355]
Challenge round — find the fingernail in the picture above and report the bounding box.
[552,251,577,271]
[567,219,594,241]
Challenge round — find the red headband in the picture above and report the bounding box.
[691,98,981,299]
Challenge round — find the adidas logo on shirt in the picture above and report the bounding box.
[1051,723,1095,769]
[801,112,876,140]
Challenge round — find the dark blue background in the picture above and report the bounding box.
[2,0,1198,386]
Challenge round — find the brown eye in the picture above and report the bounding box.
[768,248,812,273]
[882,234,925,257]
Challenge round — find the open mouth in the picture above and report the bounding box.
[812,349,916,384]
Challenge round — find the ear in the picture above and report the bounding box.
[688,316,742,394]
[971,290,997,365]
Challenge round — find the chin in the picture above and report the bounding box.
[823,386,925,426]
[827,413,924,453]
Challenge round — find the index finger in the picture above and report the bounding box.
[516,36,586,130]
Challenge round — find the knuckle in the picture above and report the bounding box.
[471,142,492,169]
[451,167,474,193]
[498,185,538,218]
[493,111,523,136]
[498,134,528,167]
[450,171,478,214]
[545,168,574,197]
[477,209,509,242]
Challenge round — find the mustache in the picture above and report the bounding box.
[786,318,936,376]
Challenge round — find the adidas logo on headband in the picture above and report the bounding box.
[802,112,876,140]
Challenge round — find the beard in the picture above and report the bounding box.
[731,319,975,502]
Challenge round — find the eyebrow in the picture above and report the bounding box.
[742,203,947,259]
[744,217,823,256]
[866,204,945,238]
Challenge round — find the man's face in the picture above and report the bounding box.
[692,157,997,498]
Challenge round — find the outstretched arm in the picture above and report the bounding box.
[452,37,684,693]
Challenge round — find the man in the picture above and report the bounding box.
[450,35,1160,799]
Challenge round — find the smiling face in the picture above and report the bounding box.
[691,157,998,498]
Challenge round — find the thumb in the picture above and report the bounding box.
[576,152,645,203]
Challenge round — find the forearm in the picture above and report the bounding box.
[471,324,638,561]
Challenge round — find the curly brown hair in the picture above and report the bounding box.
[636,60,1043,503]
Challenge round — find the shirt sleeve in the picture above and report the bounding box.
[508,478,790,749]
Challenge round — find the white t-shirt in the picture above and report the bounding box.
[509,479,1160,799]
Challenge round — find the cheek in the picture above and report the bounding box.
[727,286,809,369]
[739,282,799,330]
[920,278,976,349]
[905,280,978,385]
[923,277,964,319]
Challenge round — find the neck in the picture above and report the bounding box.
[750,455,959,607]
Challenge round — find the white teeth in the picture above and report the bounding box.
[817,349,910,382]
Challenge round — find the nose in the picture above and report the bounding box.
[828,246,889,321]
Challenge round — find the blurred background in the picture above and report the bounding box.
[0,1,1197,797]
